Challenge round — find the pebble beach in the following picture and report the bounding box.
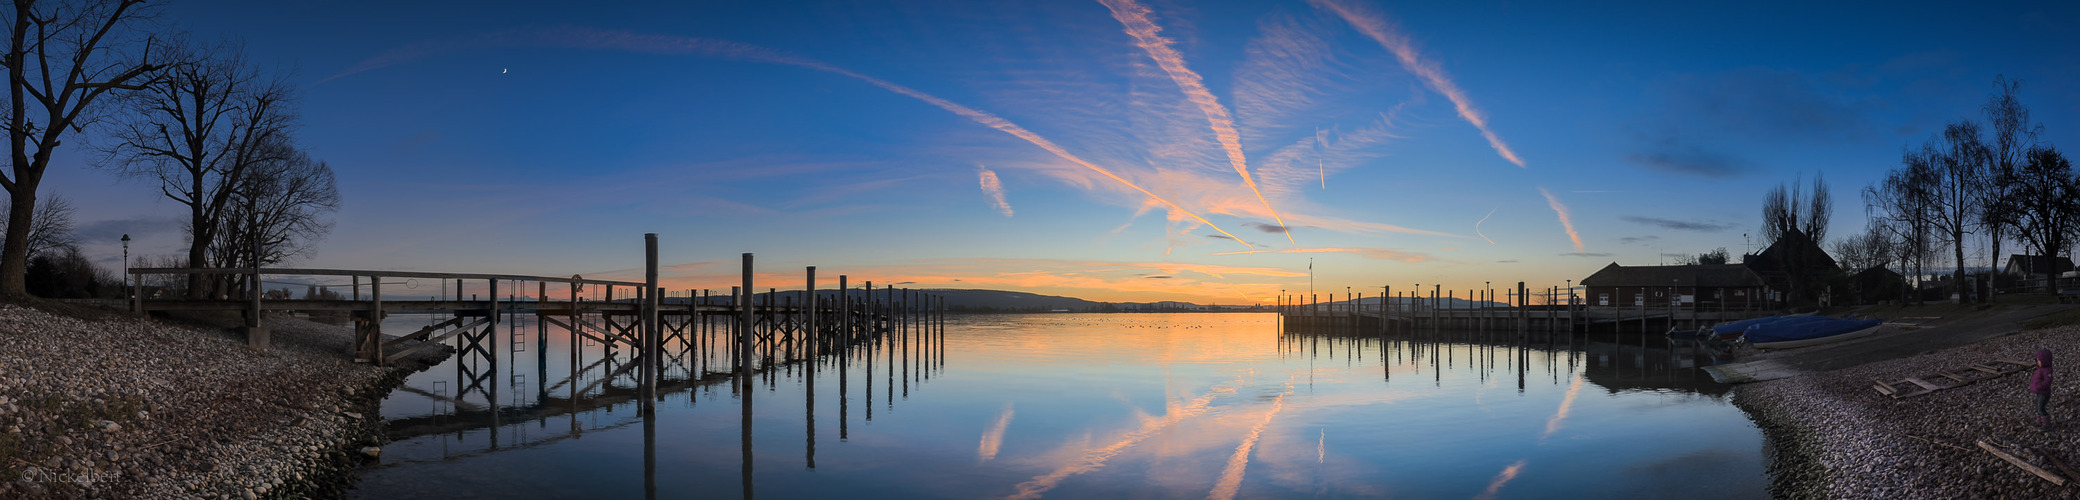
[0,304,439,499]
[1736,323,2076,498]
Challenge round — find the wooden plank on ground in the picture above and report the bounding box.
[1979,439,2066,486]
[1873,379,1897,395]
[1937,372,1969,383]
[1968,364,2003,375]
[1904,377,1945,391]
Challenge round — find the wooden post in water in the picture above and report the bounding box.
[370,276,384,365]
[740,254,755,392]
[641,234,659,414]
[738,255,755,500]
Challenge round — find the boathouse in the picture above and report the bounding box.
[1579,263,1773,312]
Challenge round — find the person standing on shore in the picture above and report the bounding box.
[2031,349,2054,428]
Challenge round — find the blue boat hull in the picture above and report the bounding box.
[1745,318,1884,349]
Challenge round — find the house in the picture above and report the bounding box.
[2004,254,2074,277]
[1741,228,1838,306]
[1579,263,1773,311]
[1848,267,1907,305]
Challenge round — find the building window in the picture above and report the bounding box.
[1599,293,1609,306]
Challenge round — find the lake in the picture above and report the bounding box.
[350,312,1769,499]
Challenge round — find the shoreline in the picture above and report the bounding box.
[1732,323,2075,498]
[0,303,443,498]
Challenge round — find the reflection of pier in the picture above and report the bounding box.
[133,235,954,499]
[1278,326,1733,396]
[1277,282,1772,335]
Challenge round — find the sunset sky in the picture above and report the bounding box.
[50,0,2080,304]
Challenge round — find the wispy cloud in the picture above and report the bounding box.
[1210,247,1430,262]
[1618,235,1659,245]
[1475,207,1497,245]
[978,166,1015,217]
[328,26,1255,248]
[1100,0,1294,245]
[978,402,1015,462]
[1621,215,1732,232]
[1244,222,1291,234]
[1538,187,1583,251]
[1309,0,1525,168]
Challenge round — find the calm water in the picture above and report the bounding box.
[350,312,1768,499]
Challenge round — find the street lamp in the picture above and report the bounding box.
[121,234,130,298]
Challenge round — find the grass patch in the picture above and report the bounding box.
[2021,307,2080,330]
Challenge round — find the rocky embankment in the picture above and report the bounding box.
[0,304,439,499]
[1735,324,2076,498]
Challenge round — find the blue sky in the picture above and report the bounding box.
[50,0,2080,303]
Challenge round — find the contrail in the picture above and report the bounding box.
[1209,380,1293,500]
[1099,0,1296,245]
[1308,0,1526,168]
[978,166,1015,217]
[979,402,1016,461]
[1008,380,1241,499]
[323,27,1254,248]
[1474,459,1528,500]
[1537,187,1583,251]
[1316,127,1327,190]
[1475,207,1497,245]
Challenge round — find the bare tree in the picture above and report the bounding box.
[1913,120,1992,302]
[1977,77,2040,299]
[1,0,164,297]
[215,137,336,272]
[1830,225,1893,273]
[101,40,295,298]
[1761,174,1831,246]
[0,192,75,258]
[1865,156,1938,303]
[2013,146,2076,268]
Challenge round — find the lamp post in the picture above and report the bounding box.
[121,234,130,298]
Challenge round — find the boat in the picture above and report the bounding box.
[1703,313,1804,340]
[1743,317,1884,349]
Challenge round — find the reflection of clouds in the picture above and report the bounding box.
[979,402,1016,461]
[1006,377,1244,500]
[1540,373,1586,442]
[1473,459,1527,500]
[1210,380,1294,500]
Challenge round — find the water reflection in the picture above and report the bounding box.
[352,313,1763,499]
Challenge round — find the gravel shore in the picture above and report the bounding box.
[1735,324,2076,498]
[0,304,441,499]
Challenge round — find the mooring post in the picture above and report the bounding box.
[806,266,817,364]
[371,276,384,365]
[569,280,580,392]
[489,278,501,428]
[641,234,659,413]
[740,254,755,393]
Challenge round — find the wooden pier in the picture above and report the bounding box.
[127,234,947,418]
[1276,281,1775,336]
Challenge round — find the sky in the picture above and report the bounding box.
[45,0,2080,304]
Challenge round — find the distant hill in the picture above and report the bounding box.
[663,288,1277,313]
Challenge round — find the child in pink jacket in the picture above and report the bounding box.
[2032,349,2054,428]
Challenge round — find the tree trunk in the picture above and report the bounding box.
[1953,230,1967,304]
[1988,231,2001,303]
[0,189,33,297]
